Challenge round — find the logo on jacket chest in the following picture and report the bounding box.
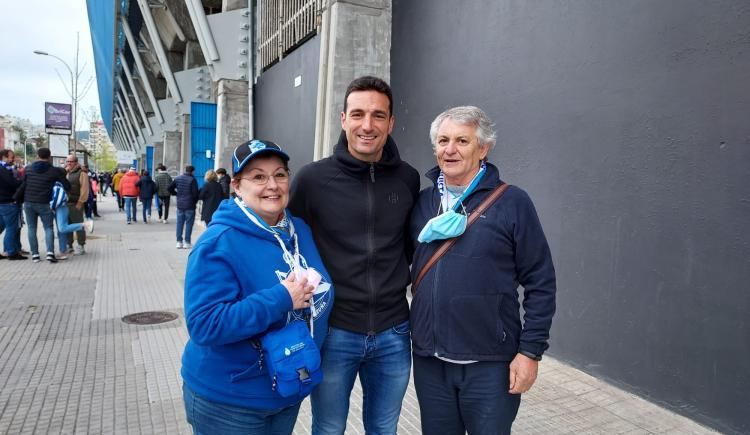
[387,192,399,205]
[275,269,332,323]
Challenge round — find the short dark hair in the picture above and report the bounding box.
[216,168,227,175]
[343,76,393,116]
[142,170,149,176]
[185,165,195,173]
[37,148,51,159]
[0,149,13,159]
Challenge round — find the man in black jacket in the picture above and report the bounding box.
[0,149,25,260]
[289,76,420,435]
[168,165,199,249]
[215,167,230,199]
[22,148,70,263]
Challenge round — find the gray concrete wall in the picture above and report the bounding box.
[254,36,320,175]
[316,0,391,157]
[180,114,191,172]
[390,1,750,434]
[162,131,181,177]
[215,79,249,172]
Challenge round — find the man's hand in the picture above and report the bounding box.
[76,202,84,210]
[508,353,539,394]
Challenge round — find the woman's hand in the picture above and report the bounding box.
[282,272,315,310]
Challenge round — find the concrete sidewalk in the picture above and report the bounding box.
[0,195,719,434]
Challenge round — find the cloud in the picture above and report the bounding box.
[0,0,100,127]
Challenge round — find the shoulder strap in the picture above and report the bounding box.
[412,183,510,295]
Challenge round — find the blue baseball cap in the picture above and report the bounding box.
[232,139,290,175]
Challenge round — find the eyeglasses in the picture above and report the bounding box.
[65,160,75,163]
[239,171,290,185]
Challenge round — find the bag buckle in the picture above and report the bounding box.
[297,367,311,383]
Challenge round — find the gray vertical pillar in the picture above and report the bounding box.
[314,0,392,158]
[153,141,164,167]
[163,131,181,177]
[214,79,249,171]
[180,114,191,172]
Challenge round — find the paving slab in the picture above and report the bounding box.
[0,195,721,434]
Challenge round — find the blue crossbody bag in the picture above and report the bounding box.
[258,319,322,397]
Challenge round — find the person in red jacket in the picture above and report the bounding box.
[118,168,141,224]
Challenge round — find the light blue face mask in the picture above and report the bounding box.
[417,162,486,243]
[417,208,467,243]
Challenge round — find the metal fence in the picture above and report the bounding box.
[257,0,321,71]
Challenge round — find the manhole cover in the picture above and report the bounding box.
[122,311,178,325]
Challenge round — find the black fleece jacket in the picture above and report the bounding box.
[23,160,70,204]
[289,132,420,335]
[0,164,20,203]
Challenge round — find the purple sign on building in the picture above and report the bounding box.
[44,102,72,133]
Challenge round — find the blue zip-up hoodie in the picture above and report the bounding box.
[181,199,334,409]
[409,163,556,361]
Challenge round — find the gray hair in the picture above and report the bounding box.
[429,106,497,151]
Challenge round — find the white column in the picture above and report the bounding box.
[137,0,183,103]
[121,17,165,124]
[118,77,144,141]
[120,53,153,136]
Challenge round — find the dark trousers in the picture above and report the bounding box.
[115,191,124,210]
[413,354,521,435]
[66,204,86,247]
[158,195,171,220]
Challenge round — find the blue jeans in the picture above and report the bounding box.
[124,197,137,222]
[176,209,195,243]
[142,197,152,221]
[55,204,84,252]
[311,320,411,435]
[183,383,301,435]
[413,355,520,435]
[24,202,55,256]
[0,203,20,255]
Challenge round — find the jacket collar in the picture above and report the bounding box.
[426,161,502,194]
[30,160,51,172]
[333,130,404,175]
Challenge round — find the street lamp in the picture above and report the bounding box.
[33,49,76,154]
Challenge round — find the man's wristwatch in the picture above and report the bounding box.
[519,350,542,361]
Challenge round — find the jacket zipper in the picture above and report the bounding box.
[432,253,441,357]
[366,163,376,335]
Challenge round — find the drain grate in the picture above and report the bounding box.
[122,311,178,325]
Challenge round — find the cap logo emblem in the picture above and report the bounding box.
[250,141,266,153]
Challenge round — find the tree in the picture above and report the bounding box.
[82,105,100,125]
[91,140,117,172]
[10,124,26,144]
[32,134,47,148]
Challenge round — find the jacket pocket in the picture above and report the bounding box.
[229,359,265,383]
[445,294,506,356]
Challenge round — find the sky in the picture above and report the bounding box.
[0,0,101,129]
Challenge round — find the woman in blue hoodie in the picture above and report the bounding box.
[181,140,334,434]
